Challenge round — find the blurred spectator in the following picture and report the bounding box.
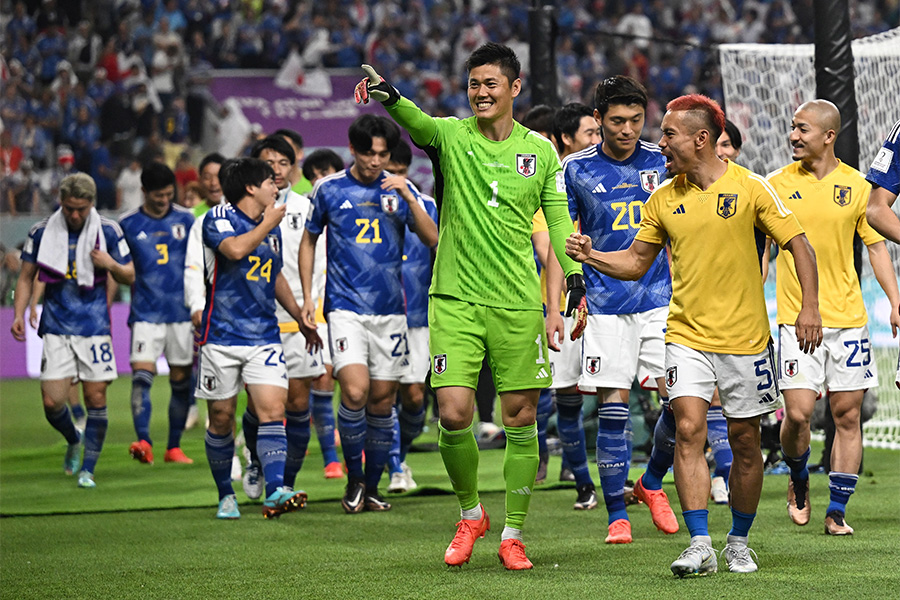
[87,67,116,107]
[180,180,205,210]
[6,2,37,42]
[90,141,117,210]
[4,158,42,215]
[13,114,51,169]
[0,130,24,177]
[6,59,35,99]
[0,244,23,306]
[68,20,102,80]
[1,84,29,130]
[65,104,100,172]
[174,151,198,199]
[116,156,143,213]
[41,144,77,208]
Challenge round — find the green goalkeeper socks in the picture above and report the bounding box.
[438,422,480,511]
[503,423,538,530]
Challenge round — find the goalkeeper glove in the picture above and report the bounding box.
[354,64,400,106]
[565,273,588,341]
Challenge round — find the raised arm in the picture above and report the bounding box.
[356,65,439,148]
[217,204,286,261]
[381,175,438,247]
[566,233,663,281]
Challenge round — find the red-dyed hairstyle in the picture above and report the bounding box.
[666,94,726,140]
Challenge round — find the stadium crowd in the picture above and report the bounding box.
[1,0,897,218]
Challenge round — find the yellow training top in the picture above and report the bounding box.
[767,160,881,328]
[636,160,804,354]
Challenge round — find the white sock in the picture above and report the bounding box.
[461,504,483,520]
[726,534,748,546]
[501,526,523,542]
[690,535,713,548]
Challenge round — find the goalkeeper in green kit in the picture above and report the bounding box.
[355,43,587,570]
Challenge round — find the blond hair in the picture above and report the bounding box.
[59,173,97,203]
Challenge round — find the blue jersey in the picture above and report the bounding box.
[306,169,419,316]
[119,204,194,325]
[22,217,131,336]
[867,119,900,195]
[200,203,283,346]
[564,141,672,315]
[402,191,438,328]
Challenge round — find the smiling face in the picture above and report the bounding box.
[789,107,832,163]
[199,161,222,204]
[716,131,740,161]
[143,185,175,217]
[467,63,520,124]
[657,111,699,175]
[350,136,390,184]
[598,103,645,159]
[566,115,602,155]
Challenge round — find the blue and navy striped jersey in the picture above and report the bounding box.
[306,169,419,316]
[119,204,194,325]
[866,118,900,195]
[402,191,438,328]
[200,203,283,346]
[564,141,672,314]
[22,217,131,336]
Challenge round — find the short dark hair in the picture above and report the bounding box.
[593,75,648,117]
[198,152,226,175]
[274,128,304,149]
[250,135,296,165]
[553,102,594,150]
[140,162,176,192]
[521,104,556,138]
[465,42,520,85]
[348,114,400,153]
[302,149,344,181]
[722,118,743,151]
[389,139,412,167]
[219,157,275,204]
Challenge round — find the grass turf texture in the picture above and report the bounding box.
[1,377,899,599]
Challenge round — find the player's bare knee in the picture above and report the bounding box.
[207,402,235,434]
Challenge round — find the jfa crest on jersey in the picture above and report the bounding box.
[585,356,601,375]
[381,194,399,213]
[717,194,737,219]
[666,366,677,387]
[267,233,280,255]
[171,223,186,240]
[784,359,798,377]
[517,153,537,178]
[287,213,303,230]
[433,353,447,374]
[833,185,851,206]
[640,169,660,193]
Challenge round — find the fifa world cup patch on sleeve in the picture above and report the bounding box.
[118,238,131,257]
[433,353,447,375]
[556,171,566,193]
[215,219,235,233]
[871,147,893,173]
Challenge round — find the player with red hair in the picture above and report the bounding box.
[566,94,823,576]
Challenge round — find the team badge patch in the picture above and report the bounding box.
[516,153,537,178]
[665,366,677,387]
[203,376,216,391]
[639,169,660,193]
[717,194,737,219]
[287,214,302,230]
[585,356,601,375]
[784,359,798,378]
[833,185,851,207]
[381,194,399,214]
[267,234,280,254]
[136,342,145,353]
[433,353,447,375]
[336,338,348,353]
[171,223,186,240]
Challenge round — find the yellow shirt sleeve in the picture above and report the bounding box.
[532,208,548,234]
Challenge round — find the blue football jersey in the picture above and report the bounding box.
[564,141,672,314]
[119,204,194,325]
[866,119,900,195]
[22,217,131,336]
[199,203,283,346]
[402,190,438,328]
[306,169,419,316]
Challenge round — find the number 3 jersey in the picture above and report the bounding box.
[564,141,671,315]
[200,202,283,346]
[306,169,420,316]
[119,204,195,325]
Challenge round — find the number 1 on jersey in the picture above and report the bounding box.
[488,180,500,208]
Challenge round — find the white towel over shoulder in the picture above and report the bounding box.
[36,207,106,288]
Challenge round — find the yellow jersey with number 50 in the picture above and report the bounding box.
[636,160,804,354]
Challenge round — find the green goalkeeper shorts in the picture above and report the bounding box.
[428,294,552,393]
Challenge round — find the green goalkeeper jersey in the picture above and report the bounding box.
[385,96,582,311]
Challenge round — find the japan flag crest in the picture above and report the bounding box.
[516,153,537,178]
[381,194,399,214]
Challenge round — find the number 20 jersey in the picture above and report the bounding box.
[200,203,283,346]
[564,141,671,315]
[119,204,194,325]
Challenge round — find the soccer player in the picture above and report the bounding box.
[566,94,822,576]
[195,157,315,520]
[302,149,347,480]
[298,114,438,514]
[239,135,326,499]
[11,173,134,488]
[768,100,900,535]
[356,42,587,570]
[273,128,313,195]
[384,139,439,493]
[865,118,900,390]
[544,101,601,508]
[119,162,196,465]
[716,119,743,163]
[550,77,679,543]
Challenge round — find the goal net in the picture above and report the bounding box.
[720,28,900,449]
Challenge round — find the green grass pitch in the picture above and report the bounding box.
[1,377,898,599]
